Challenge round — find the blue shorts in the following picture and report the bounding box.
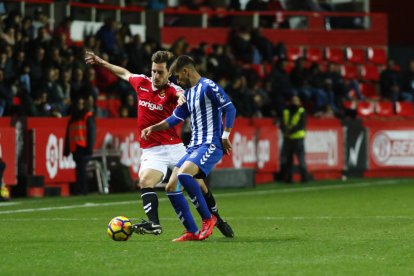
[176,143,223,178]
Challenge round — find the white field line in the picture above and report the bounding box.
[0,202,21,207]
[0,216,413,222]
[0,179,401,215]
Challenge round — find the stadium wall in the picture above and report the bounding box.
[2,116,414,197]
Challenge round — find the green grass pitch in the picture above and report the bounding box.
[1,178,414,275]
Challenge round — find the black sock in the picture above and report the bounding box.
[203,189,222,221]
[140,188,159,224]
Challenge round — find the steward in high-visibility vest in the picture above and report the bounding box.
[280,96,309,183]
[282,107,306,139]
[68,111,94,152]
[64,97,96,195]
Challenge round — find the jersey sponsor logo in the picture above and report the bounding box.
[200,144,216,165]
[139,86,150,92]
[138,100,163,111]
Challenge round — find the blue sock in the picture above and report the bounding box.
[167,191,199,234]
[177,173,211,220]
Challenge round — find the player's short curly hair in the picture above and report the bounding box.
[169,55,195,75]
[151,51,175,70]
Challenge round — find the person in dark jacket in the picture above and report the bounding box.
[64,96,96,195]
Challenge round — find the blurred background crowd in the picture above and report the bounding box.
[0,0,413,120]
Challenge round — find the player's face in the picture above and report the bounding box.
[175,68,191,89]
[151,62,169,88]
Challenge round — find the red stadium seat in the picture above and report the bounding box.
[306,47,323,63]
[341,64,359,80]
[357,101,375,117]
[359,82,378,98]
[376,101,394,117]
[367,47,387,65]
[346,47,366,64]
[395,101,414,117]
[343,100,356,110]
[284,60,295,73]
[360,64,379,81]
[325,47,344,64]
[286,46,304,61]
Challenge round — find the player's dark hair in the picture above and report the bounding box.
[169,55,195,75]
[151,51,175,70]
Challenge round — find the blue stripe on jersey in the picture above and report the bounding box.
[186,78,231,148]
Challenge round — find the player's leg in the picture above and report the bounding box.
[165,168,200,242]
[133,147,168,235]
[196,179,234,238]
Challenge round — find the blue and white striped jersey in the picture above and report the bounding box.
[172,77,233,148]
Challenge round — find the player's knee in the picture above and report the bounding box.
[138,177,156,189]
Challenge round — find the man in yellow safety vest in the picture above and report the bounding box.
[280,96,309,183]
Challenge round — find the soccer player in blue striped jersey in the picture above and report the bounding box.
[141,55,237,241]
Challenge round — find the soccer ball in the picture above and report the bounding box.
[107,216,133,241]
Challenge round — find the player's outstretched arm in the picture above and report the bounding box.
[84,50,132,81]
[141,120,170,140]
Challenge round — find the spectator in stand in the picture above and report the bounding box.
[0,68,12,116]
[32,90,51,117]
[70,67,85,102]
[245,0,267,11]
[248,78,271,117]
[250,29,274,63]
[268,59,293,117]
[379,59,404,102]
[228,27,255,63]
[53,17,73,48]
[59,67,72,109]
[28,47,46,90]
[32,8,50,39]
[207,44,238,81]
[290,58,312,101]
[42,67,65,115]
[0,48,14,84]
[83,35,100,54]
[170,37,188,58]
[228,0,241,10]
[96,18,118,56]
[119,94,137,118]
[93,52,119,95]
[401,60,414,101]
[225,74,255,117]
[126,34,145,73]
[21,16,35,40]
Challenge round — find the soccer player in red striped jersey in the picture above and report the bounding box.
[84,50,233,238]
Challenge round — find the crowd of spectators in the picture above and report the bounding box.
[0,4,413,120]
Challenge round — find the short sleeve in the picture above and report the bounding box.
[129,74,145,88]
[172,103,190,121]
[205,82,233,109]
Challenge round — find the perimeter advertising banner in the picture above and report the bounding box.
[368,128,414,169]
[305,126,344,171]
[29,118,141,183]
[0,127,17,185]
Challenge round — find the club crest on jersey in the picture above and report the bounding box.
[139,86,150,92]
[139,100,163,111]
[158,89,166,98]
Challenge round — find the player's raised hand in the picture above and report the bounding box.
[85,51,105,66]
[222,138,232,155]
[141,127,153,140]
